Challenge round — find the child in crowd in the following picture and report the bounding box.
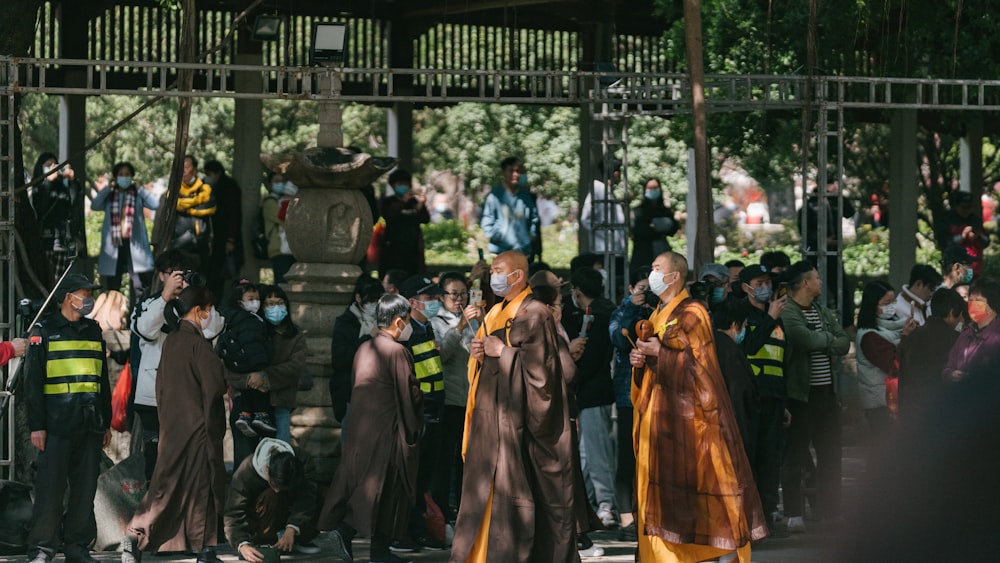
[217,279,275,437]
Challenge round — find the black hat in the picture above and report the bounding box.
[738,264,771,286]
[951,191,975,206]
[382,268,408,287]
[399,275,446,299]
[56,273,100,301]
[942,245,974,266]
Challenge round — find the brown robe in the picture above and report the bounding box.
[318,332,423,538]
[128,320,228,552]
[450,293,577,563]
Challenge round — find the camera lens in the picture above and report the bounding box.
[182,270,207,286]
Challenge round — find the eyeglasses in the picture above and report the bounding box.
[444,291,469,299]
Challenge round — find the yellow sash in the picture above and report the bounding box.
[461,287,533,458]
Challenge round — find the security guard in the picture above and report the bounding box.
[25,273,110,563]
[738,264,789,536]
[398,275,447,549]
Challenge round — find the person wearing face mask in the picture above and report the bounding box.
[256,286,308,446]
[897,288,967,414]
[396,275,448,550]
[122,285,227,563]
[628,252,767,563]
[630,177,678,272]
[263,171,298,284]
[428,272,481,525]
[320,294,424,563]
[699,263,732,308]
[24,273,110,563]
[561,267,618,530]
[939,245,976,291]
[217,280,274,457]
[172,155,217,270]
[29,152,87,285]
[736,264,789,535]
[943,277,1000,383]
[378,168,429,276]
[92,161,159,308]
[330,274,384,428]
[203,160,244,301]
[856,281,917,441]
[892,264,943,327]
[451,251,577,563]
[480,156,539,259]
[711,297,760,464]
[129,251,195,480]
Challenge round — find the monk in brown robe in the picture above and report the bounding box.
[629,252,768,563]
[319,293,423,563]
[450,251,577,563]
[122,286,228,563]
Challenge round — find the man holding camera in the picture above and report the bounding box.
[130,250,197,480]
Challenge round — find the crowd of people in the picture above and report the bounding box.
[17,150,1000,563]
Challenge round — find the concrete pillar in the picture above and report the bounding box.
[232,53,263,282]
[387,103,413,171]
[888,109,918,291]
[960,118,984,198]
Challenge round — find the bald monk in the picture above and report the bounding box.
[449,250,577,563]
[629,252,768,563]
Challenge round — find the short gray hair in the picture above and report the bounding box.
[376,293,411,328]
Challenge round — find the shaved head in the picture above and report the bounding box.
[656,251,689,280]
[492,251,529,296]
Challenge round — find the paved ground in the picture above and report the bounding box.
[0,526,837,563]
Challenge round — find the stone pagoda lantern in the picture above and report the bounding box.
[260,147,396,482]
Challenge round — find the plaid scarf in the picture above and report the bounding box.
[110,187,136,247]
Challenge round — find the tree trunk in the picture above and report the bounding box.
[683,0,713,271]
[2,0,52,298]
[151,0,197,255]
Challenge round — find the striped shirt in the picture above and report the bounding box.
[803,305,834,386]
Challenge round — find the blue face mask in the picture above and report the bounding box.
[518,173,528,188]
[734,326,746,344]
[644,189,662,200]
[422,300,441,318]
[116,176,133,189]
[394,185,409,197]
[710,286,726,305]
[962,267,974,284]
[271,181,286,194]
[264,304,288,325]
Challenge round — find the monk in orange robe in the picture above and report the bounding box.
[450,251,577,563]
[629,252,768,562]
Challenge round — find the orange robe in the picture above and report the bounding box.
[632,290,768,562]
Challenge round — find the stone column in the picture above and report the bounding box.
[261,148,395,482]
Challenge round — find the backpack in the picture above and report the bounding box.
[251,195,278,260]
[215,307,271,373]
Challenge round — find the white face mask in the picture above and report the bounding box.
[647,269,674,296]
[878,303,897,320]
[201,308,225,340]
[241,299,260,314]
[397,319,413,341]
[362,302,377,319]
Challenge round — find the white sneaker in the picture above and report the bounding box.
[597,502,617,527]
[579,544,605,558]
[786,516,806,533]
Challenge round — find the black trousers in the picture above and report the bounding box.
[134,405,159,481]
[782,385,841,519]
[749,397,785,517]
[27,432,102,561]
[614,406,636,514]
[412,411,444,535]
[434,404,466,520]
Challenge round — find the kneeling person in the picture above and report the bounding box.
[225,438,321,562]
